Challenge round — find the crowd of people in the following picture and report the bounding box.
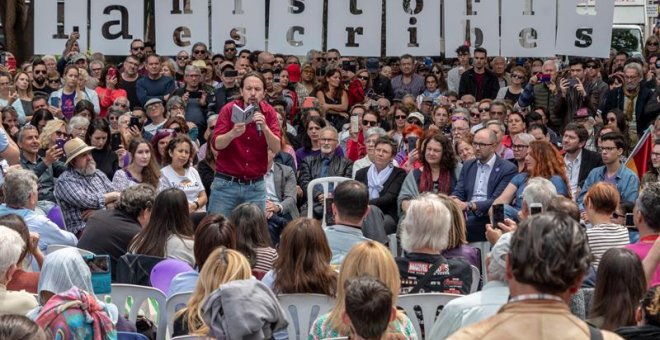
[0,29,660,339]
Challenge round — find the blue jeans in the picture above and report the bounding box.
[207,176,266,217]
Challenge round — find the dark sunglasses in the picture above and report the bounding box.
[34,70,47,75]
[224,47,236,52]
[193,49,206,54]
[362,120,377,127]
[395,115,407,120]
[357,76,369,81]
[407,119,422,126]
[48,79,60,83]
[177,56,189,61]
[648,42,659,46]
[585,64,597,69]
[132,46,144,51]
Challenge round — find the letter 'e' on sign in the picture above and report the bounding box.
[500,0,556,57]
[155,0,209,55]
[555,0,616,58]
[90,0,145,55]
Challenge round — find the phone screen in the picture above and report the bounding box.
[188,91,202,99]
[50,97,60,107]
[110,133,122,151]
[407,136,418,151]
[492,204,505,226]
[55,138,66,150]
[625,213,634,227]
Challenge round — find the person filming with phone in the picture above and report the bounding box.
[517,59,562,132]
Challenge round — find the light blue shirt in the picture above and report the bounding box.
[324,224,370,266]
[471,154,496,202]
[577,164,640,210]
[429,280,510,339]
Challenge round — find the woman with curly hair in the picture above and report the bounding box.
[492,140,570,220]
[315,68,349,130]
[398,132,460,214]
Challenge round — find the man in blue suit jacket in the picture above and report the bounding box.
[451,129,517,242]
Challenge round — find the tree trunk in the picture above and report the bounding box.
[0,0,33,64]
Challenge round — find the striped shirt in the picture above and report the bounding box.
[586,223,630,268]
[254,247,278,272]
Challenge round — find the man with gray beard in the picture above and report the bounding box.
[54,138,120,236]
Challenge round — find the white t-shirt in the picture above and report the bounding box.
[159,165,206,211]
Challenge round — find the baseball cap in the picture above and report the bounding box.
[71,53,87,63]
[408,112,425,125]
[366,58,380,73]
[287,64,301,83]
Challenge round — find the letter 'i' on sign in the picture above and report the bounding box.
[34,0,88,55]
[555,0,616,58]
[443,0,499,57]
[269,0,324,55]
[155,0,209,56]
[500,0,556,57]
[211,0,266,51]
[327,0,382,56]
[386,0,441,56]
[90,0,145,55]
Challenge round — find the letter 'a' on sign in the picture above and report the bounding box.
[34,0,88,55]
[500,0,556,57]
[269,0,324,54]
[386,0,441,56]
[327,0,382,56]
[90,0,145,55]
[555,0,616,58]
[155,0,209,56]
[211,0,266,52]
[443,0,499,57]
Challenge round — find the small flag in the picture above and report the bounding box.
[625,127,654,180]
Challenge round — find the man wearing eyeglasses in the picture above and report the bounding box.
[223,40,238,63]
[117,55,142,110]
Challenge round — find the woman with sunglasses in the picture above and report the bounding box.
[495,66,527,103]
[394,124,423,173]
[37,119,67,160]
[95,65,127,118]
[347,69,371,107]
[644,35,660,61]
[388,106,409,152]
[604,108,630,147]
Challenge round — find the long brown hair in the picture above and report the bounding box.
[527,140,571,199]
[272,218,337,296]
[127,138,161,188]
[419,132,456,194]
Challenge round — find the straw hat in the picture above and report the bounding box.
[63,137,95,165]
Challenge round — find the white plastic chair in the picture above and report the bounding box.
[98,284,167,340]
[469,265,480,293]
[165,292,193,340]
[397,293,462,339]
[306,176,350,227]
[46,244,95,257]
[278,293,336,340]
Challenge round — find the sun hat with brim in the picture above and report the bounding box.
[63,137,95,165]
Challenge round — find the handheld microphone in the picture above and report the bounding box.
[252,104,262,136]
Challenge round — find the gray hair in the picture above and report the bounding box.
[452,107,469,119]
[365,127,387,139]
[113,96,130,107]
[0,226,25,278]
[401,194,451,252]
[89,60,105,70]
[487,232,512,282]
[521,177,558,208]
[117,184,156,219]
[486,119,506,134]
[637,182,660,231]
[207,114,218,127]
[68,116,90,133]
[184,65,201,76]
[17,124,38,144]
[624,62,643,78]
[306,49,320,62]
[42,55,56,63]
[166,95,186,113]
[513,133,535,145]
[2,169,37,208]
[319,126,338,137]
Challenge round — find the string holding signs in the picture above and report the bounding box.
[444,0,500,58]
[154,0,209,56]
[268,0,324,55]
[211,0,266,52]
[555,0,616,58]
[33,0,88,55]
[326,0,382,56]
[90,0,145,56]
[385,0,442,56]
[500,0,557,57]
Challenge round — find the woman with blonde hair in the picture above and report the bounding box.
[310,241,418,339]
[172,247,252,336]
[38,119,68,159]
[12,71,33,124]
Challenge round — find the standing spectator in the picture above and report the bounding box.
[391,54,425,98]
[584,58,608,111]
[554,59,592,132]
[31,59,54,97]
[48,65,83,120]
[95,65,127,118]
[171,65,210,140]
[136,54,175,107]
[230,203,278,272]
[517,60,561,131]
[459,47,499,101]
[447,46,472,93]
[496,66,526,103]
[0,225,38,315]
[159,135,207,212]
[128,39,147,74]
[116,55,141,108]
[12,71,33,124]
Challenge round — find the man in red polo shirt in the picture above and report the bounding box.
[208,72,282,216]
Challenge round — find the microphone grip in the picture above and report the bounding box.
[254,108,263,136]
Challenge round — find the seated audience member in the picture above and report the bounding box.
[264,148,298,246]
[352,127,389,177]
[450,128,517,243]
[112,138,161,191]
[343,276,398,340]
[562,123,604,198]
[128,188,195,266]
[510,133,534,173]
[173,247,252,337]
[615,285,660,339]
[583,182,630,267]
[394,123,423,172]
[85,118,120,181]
[491,140,570,221]
[310,241,418,339]
[2,214,41,293]
[151,128,177,167]
[588,248,647,331]
[487,120,514,160]
[78,184,156,280]
[168,214,237,296]
[578,132,639,209]
[397,194,472,294]
[68,116,90,140]
[356,136,406,234]
[230,203,278,273]
[0,225,38,315]
[627,182,660,286]
[53,138,121,236]
[642,141,660,186]
[437,194,481,269]
[0,169,77,255]
[159,135,207,212]
[299,126,353,218]
[454,135,475,163]
[449,213,620,339]
[295,116,343,165]
[0,315,47,340]
[547,195,581,222]
[18,123,66,203]
[399,133,460,216]
[431,233,513,339]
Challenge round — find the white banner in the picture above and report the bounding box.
[444,0,500,57]
[555,0,616,58]
[211,0,266,52]
[326,0,382,56]
[90,0,145,55]
[386,0,441,56]
[154,0,209,56]
[268,0,324,55]
[500,0,557,57]
[34,0,88,55]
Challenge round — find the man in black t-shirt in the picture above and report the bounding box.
[117,55,141,109]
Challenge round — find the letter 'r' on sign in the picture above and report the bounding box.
[327,0,382,56]
[155,0,209,55]
[555,0,616,58]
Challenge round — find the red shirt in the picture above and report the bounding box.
[213,99,281,180]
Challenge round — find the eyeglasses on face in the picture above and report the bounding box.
[362,120,377,127]
[395,115,406,120]
[132,46,144,51]
[473,142,493,148]
[193,49,206,54]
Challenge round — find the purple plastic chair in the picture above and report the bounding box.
[46,205,66,230]
[150,259,193,294]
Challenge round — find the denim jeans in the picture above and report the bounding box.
[207,176,266,217]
